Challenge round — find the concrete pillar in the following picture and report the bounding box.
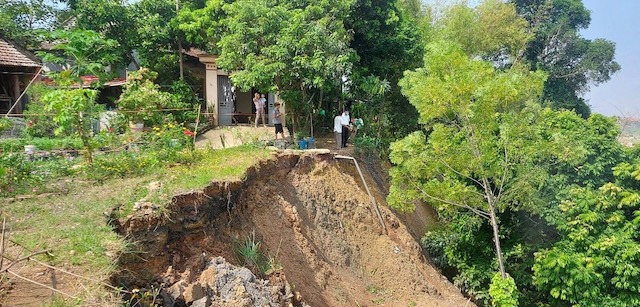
[199,55,219,126]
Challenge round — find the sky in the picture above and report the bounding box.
[579,0,640,117]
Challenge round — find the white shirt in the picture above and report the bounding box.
[334,115,342,132]
[341,113,350,127]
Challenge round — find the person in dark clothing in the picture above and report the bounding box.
[341,109,350,147]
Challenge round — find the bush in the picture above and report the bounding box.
[0,153,39,195]
[0,117,12,134]
[22,83,59,138]
[489,273,519,307]
[0,137,83,153]
[354,134,381,163]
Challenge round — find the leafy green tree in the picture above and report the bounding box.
[388,2,613,304]
[512,0,620,117]
[36,29,119,164]
[214,0,354,132]
[0,0,61,47]
[345,0,423,152]
[42,81,103,164]
[37,29,120,79]
[533,164,640,306]
[74,0,138,68]
[117,68,172,126]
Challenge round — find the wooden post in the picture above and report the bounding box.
[11,74,21,114]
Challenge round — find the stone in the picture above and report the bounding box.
[191,296,209,307]
[184,283,206,303]
[165,280,186,302]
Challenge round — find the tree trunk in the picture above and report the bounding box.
[488,201,506,279]
[176,0,184,80]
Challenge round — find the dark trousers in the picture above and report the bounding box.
[342,126,349,147]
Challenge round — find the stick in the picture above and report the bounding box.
[193,106,201,145]
[0,250,50,273]
[0,217,5,271]
[6,269,79,300]
[5,67,42,116]
[26,258,129,293]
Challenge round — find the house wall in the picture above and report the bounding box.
[236,91,252,114]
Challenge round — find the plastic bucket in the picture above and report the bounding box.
[306,137,316,149]
[24,145,36,155]
[298,139,308,150]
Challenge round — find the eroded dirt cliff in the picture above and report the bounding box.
[112,152,471,306]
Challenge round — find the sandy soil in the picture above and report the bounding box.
[114,152,472,307]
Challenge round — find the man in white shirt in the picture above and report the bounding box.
[334,112,342,150]
[341,109,350,147]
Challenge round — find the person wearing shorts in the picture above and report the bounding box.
[273,102,285,139]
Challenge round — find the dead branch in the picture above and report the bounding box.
[0,250,50,274]
[6,269,79,300]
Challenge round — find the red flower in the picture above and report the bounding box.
[26,121,34,127]
[183,129,195,137]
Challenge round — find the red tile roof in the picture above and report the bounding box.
[0,37,41,68]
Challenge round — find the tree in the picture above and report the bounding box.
[0,0,61,47]
[388,1,595,303]
[213,0,354,132]
[345,0,424,152]
[512,0,620,117]
[37,30,120,164]
[533,163,640,306]
[74,0,139,68]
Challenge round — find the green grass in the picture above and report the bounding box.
[0,145,272,304]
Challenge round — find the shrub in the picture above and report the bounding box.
[0,153,39,195]
[489,273,519,307]
[117,68,172,126]
[0,117,12,134]
[22,83,59,138]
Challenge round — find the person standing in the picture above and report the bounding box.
[334,112,342,150]
[253,92,266,127]
[273,102,285,139]
[341,109,350,147]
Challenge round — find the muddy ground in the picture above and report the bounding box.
[112,152,471,306]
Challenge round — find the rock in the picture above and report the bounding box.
[165,280,186,302]
[237,267,255,283]
[191,296,209,307]
[184,283,206,303]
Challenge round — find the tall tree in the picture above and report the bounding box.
[214,0,354,132]
[74,0,139,68]
[345,0,424,150]
[533,162,640,306]
[0,0,61,47]
[387,1,618,304]
[512,0,620,118]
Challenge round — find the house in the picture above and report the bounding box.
[0,35,41,114]
[195,53,284,127]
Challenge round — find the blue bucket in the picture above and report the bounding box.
[306,137,316,149]
[298,139,308,150]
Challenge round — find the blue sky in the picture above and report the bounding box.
[581,0,640,117]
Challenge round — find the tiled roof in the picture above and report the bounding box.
[0,37,41,68]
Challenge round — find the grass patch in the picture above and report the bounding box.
[233,230,274,276]
[0,145,272,304]
[168,145,273,189]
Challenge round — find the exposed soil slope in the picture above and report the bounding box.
[113,152,471,306]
